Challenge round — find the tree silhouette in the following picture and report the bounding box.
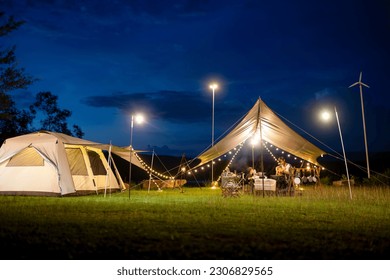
[30,91,84,138]
[0,12,84,142]
[0,12,35,142]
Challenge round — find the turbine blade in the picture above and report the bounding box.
[361,82,370,88]
[359,72,362,82]
[349,82,359,88]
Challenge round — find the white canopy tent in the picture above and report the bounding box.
[0,131,145,196]
[195,98,326,168]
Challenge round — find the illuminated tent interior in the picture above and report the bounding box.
[194,98,326,174]
[0,131,146,196]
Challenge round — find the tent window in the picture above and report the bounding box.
[87,150,107,175]
[6,147,44,166]
[65,148,88,175]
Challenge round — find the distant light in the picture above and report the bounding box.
[251,136,260,146]
[134,114,144,124]
[209,83,218,90]
[320,111,331,122]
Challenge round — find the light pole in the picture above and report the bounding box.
[209,83,218,188]
[129,113,144,199]
[321,108,352,200]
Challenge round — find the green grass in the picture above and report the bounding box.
[0,186,389,260]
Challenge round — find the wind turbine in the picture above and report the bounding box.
[349,72,370,178]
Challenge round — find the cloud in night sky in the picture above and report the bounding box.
[82,90,247,125]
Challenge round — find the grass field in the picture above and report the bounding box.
[0,185,389,260]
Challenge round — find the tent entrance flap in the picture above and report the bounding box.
[87,150,107,175]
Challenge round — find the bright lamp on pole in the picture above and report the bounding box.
[134,114,144,124]
[251,134,260,169]
[128,113,145,199]
[209,82,218,189]
[320,111,331,122]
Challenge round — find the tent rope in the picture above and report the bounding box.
[273,110,340,157]
[189,109,250,164]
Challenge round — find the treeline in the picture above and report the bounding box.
[0,12,83,144]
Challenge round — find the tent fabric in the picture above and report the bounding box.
[6,147,44,166]
[196,98,326,167]
[65,148,89,175]
[0,131,145,196]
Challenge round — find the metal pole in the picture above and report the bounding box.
[148,149,155,193]
[211,87,215,187]
[359,84,370,178]
[335,107,352,200]
[252,144,254,169]
[259,107,264,198]
[128,115,134,199]
[104,141,112,198]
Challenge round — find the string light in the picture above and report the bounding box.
[177,140,324,183]
[215,142,244,182]
[133,151,172,180]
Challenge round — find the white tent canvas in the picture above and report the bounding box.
[196,98,326,167]
[0,131,143,196]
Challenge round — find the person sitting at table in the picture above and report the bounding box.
[244,167,256,191]
[275,165,284,176]
[275,157,293,192]
[276,157,291,175]
[246,167,257,181]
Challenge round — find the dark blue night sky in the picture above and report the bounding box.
[2,0,390,157]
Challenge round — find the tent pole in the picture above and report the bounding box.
[104,141,112,198]
[148,149,155,193]
[259,98,265,198]
[111,153,126,190]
